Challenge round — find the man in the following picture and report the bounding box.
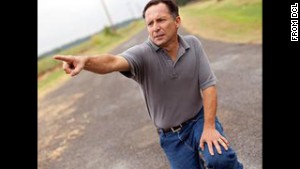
[53,0,243,168]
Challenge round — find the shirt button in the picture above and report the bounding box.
[171,73,178,79]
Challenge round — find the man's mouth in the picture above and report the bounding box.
[155,34,164,38]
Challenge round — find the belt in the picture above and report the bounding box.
[157,113,199,133]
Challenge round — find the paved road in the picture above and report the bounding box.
[38,27,262,169]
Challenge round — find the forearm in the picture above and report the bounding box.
[83,54,121,74]
[202,85,217,129]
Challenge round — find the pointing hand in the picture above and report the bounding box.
[53,55,86,77]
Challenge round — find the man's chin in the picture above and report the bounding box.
[153,39,165,47]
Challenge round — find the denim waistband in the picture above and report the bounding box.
[157,107,204,134]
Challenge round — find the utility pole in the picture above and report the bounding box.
[100,0,115,32]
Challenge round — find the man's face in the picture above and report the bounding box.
[144,3,180,47]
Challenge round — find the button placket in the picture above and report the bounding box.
[170,70,178,79]
[161,50,179,79]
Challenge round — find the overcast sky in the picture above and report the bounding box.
[38,0,149,56]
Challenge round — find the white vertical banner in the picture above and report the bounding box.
[291,3,298,41]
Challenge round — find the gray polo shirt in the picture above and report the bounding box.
[120,34,216,129]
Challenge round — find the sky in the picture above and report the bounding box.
[38,0,149,56]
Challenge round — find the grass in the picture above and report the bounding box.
[180,0,262,43]
[38,19,145,94]
[38,67,66,92]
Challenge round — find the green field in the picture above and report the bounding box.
[180,0,262,43]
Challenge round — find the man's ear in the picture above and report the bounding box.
[175,16,181,29]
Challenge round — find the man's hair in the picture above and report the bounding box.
[142,0,179,19]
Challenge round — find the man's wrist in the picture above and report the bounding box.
[204,120,215,129]
[82,56,90,69]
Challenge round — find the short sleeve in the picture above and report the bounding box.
[119,45,144,82]
[192,36,217,90]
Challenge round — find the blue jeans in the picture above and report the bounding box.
[158,108,243,169]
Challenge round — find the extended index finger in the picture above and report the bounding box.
[53,55,74,63]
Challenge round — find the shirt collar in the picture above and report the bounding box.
[147,34,190,52]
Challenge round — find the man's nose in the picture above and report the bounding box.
[153,22,161,32]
